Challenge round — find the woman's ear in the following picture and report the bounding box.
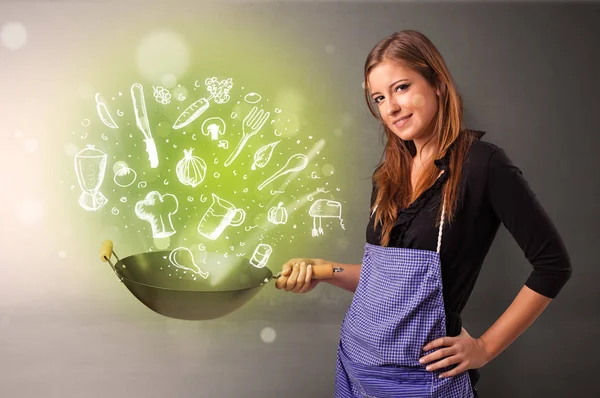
[435,81,446,97]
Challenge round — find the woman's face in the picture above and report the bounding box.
[367,59,440,142]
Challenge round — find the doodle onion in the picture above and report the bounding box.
[176,148,207,188]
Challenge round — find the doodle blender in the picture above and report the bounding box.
[73,75,347,320]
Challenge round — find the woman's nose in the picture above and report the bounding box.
[385,98,401,116]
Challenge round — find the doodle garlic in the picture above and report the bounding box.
[176,148,207,188]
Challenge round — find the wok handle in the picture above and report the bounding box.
[100,240,114,262]
[99,240,123,282]
[312,263,334,280]
[274,263,336,280]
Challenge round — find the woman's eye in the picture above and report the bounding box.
[373,96,384,104]
[395,84,410,92]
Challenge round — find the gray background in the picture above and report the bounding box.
[1,1,599,397]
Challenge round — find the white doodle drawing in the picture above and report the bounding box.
[113,163,137,187]
[177,93,186,101]
[135,191,179,239]
[201,117,226,140]
[176,148,207,188]
[308,199,345,237]
[311,172,321,179]
[267,202,288,225]
[205,77,233,104]
[173,98,208,129]
[117,109,124,116]
[173,77,233,130]
[74,145,108,211]
[257,153,308,191]
[95,93,119,129]
[152,86,171,105]
[168,247,209,279]
[251,140,280,170]
[217,140,229,149]
[131,83,159,168]
[224,106,270,167]
[265,138,325,191]
[197,193,246,240]
[270,190,285,195]
[317,187,330,193]
[207,123,223,140]
[101,133,108,141]
[244,92,262,104]
[250,243,272,269]
[81,119,90,127]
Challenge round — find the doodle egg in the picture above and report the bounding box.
[243,92,262,104]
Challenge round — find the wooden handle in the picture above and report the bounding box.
[312,263,334,280]
[100,240,113,262]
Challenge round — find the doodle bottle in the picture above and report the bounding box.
[74,145,108,211]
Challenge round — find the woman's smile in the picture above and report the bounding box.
[393,114,412,129]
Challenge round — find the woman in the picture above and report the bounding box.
[275,30,571,397]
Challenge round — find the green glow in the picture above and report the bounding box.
[62,21,351,282]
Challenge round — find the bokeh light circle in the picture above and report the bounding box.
[136,30,190,84]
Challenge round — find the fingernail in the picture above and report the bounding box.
[438,375,444,379]
[308,264,312,269]
[426,366,431,371]
[418,358,424,364]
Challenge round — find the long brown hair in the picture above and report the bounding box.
[365,30,476,246]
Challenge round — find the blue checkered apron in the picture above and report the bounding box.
[335,202,474,397]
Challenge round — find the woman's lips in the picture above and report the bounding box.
[394,114,412,128]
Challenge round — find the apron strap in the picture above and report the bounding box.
[371,174,447,253]
[436,198,446,254]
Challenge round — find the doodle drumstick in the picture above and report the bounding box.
[131,83,159,168]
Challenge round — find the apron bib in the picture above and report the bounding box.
[335,202,474,398]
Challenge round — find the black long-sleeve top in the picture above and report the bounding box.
[365,131,572,386]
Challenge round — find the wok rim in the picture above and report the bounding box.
[113,261,274,293]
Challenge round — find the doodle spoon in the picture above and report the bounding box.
[257,153,308,191]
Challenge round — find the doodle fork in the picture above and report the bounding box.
[224,106,270,167]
